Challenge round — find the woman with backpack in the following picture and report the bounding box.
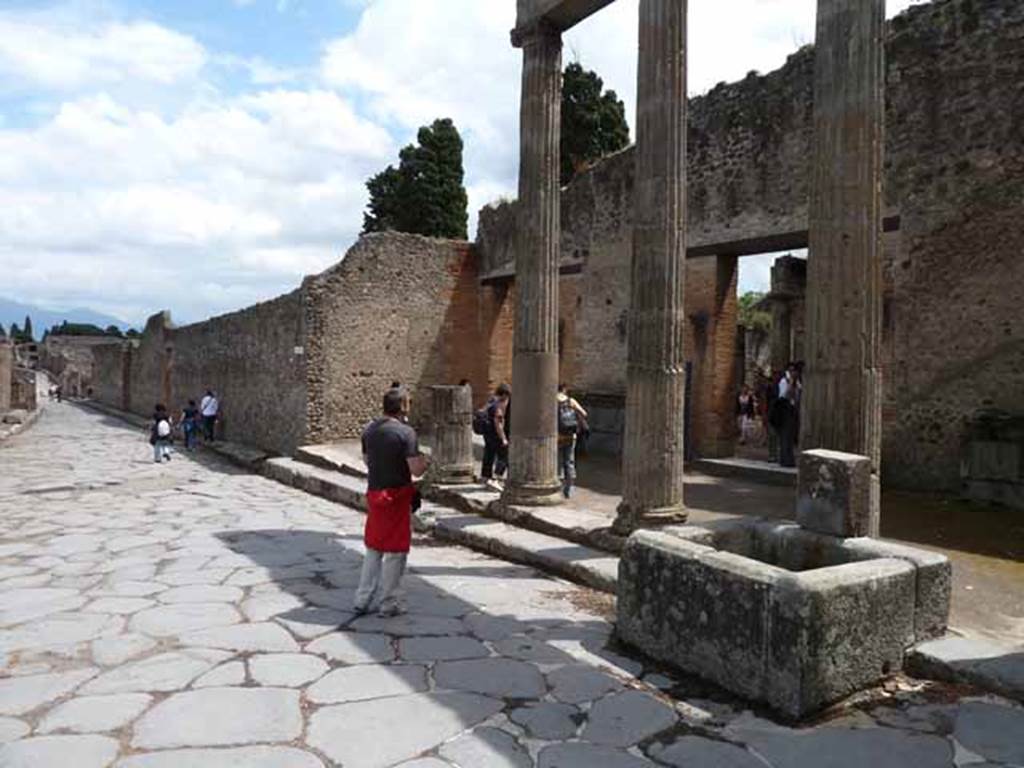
[557,384,588,499]
[150,404,173,463]
[476,383,511,487]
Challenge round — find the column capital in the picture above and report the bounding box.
[510,19,562,49]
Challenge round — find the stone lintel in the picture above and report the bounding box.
[513,0,616,41]
[797,448,877,538]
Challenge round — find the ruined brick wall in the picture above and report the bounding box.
[304,233,489,442]
[92,342,131,411]
[477,0,1024,488]
[10,369,37,411]
[0,341,12,412]
[171,291,307,454]
[127,313,172,418]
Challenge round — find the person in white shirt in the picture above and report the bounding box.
[199,389,219,442]
[777,365,800,467]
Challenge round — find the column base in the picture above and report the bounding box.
[612,502,689,536]
[502,480,565,507]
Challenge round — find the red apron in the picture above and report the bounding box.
[364,485,415,553]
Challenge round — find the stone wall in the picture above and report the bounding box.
[0,341,11,412]
[304,233,494,442]
[10,369,37,411]
[92,342,132,411]
[477,0,1024,487]
[172,290,307,454]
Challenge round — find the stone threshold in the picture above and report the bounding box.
[693,457,798,487]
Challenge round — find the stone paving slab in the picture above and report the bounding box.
[0,404,1021,768]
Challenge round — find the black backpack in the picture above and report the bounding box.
[557,400,578,436]
[473,399,496,436]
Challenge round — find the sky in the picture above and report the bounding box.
[0,0,927,326]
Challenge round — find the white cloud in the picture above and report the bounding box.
[0,16,206,91]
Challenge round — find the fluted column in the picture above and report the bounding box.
[426,385,475,484]
[801,0,885,535]
[613,0,689,534]
[506,21,563,506]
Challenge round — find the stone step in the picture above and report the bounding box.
[427,509,619,594]
[293,442,367,478]
[906,633,1024,703]
[263,457,367,510]
[693,457,797,487]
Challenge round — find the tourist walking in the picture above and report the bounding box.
[557,384,587,499]
[736,385,756,445]
[149,404,173,463]
[180,400,200,452]
[479,383,511,487]
[199,389,219,442]
[353,387,429,617]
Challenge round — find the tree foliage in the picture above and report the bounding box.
[738,292,772,333]
[45,321,123,338]
[561,62,630,185]
[22,315,32,341]
[362,118,468,240]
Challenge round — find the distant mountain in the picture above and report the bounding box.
[0,297,130,340]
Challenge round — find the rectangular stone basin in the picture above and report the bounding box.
[616,519,951,719]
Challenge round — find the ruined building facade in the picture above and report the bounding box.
[91,0,1024,493]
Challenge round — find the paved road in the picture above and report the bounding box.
[0,404,1021,767]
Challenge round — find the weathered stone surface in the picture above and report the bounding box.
[81,652,219,694]
[249,653,328,687]
[434,658,546,699]
[796,450,874,538]
[547,665,623,704]
[84,598,154,615]
[114,746,325,768]
[493,635,574,663]
[307,692,502,768]
[349,614,465,637]
[0,668,98,715]
[733,724,952,768]
[0,612,113,652]
[0,587,86,625]
[132,687,302,749]
[191,661,246,688]
[648,735,765,767]
[0,716,29,742]
[510,701,579,739]
[438,726,531,768]
[305,632,395,664]
[953,701,1024,766]
[537,743,655,767]
[91,634,157,666]
[399,636,489,662]
[0,734,120,768]
[617,530,916,717]
[276,608,352,640]
[130,603,240,636]
[306,665,428,704]
[582,690,677,746]
[38,693,152,733]
[157,585,244,605]
[179,622,299,653]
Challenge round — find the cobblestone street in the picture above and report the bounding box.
[0,404,1021,767]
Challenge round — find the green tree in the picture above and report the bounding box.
[9,323,21,342]
[362,118,468,240]
[22,315,33,342]
[104,325,123,337]
[561,62,630,185]
[738,292,772,332]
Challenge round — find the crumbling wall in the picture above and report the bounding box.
[0,341,12,412]
[92,342,132,411]
[10,369,37,411]
[477,0,1024,487]
[172,290,307,454]
[304,233,492,442]
[127,313,172,418]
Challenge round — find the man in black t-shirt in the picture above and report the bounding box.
[353,388,429,617]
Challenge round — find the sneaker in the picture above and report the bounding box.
[377,603,404,618]
[562,486,571,499]
[351,603,370,617]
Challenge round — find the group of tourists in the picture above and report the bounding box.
[739,362,804,468]
[474,382,589,499]
[147,389,220,462]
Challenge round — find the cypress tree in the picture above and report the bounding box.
[561,62,630,185]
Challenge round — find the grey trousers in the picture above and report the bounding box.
[354,547,407,611]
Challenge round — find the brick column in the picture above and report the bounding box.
[614,0,689,534]
[505,21,563,506]
[801,0,885,535]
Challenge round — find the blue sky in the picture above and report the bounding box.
[0,0,925,326]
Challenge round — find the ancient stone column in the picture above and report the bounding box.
[801,0,885,535]
[505,21,563,506]
[426,385,475,485]
[613,0,689,534]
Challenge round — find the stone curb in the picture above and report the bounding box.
[693,458,797,487]
[906,634,1024,703]
[0,405,43,442]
